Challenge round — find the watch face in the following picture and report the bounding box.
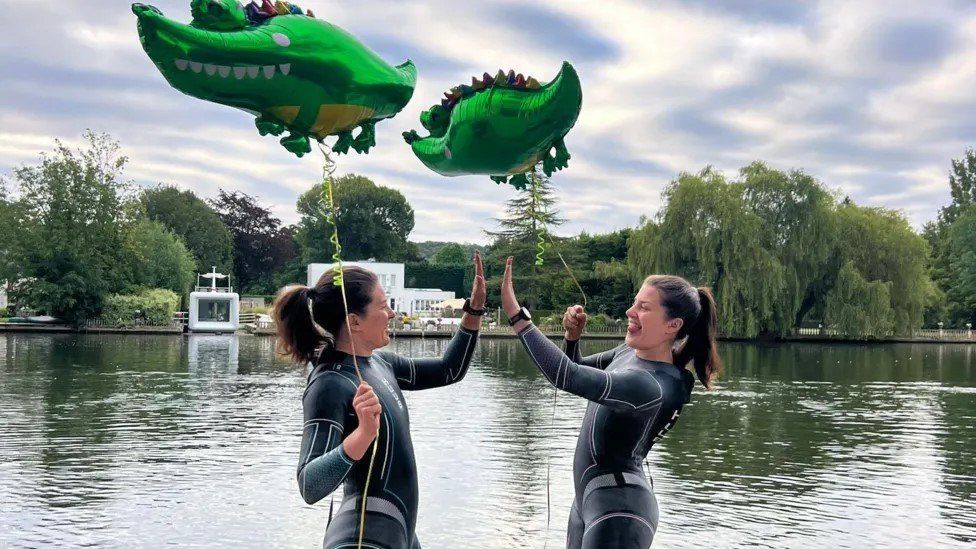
[522,308,532,320]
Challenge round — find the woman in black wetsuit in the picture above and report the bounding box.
[273,253,486,548]
[500,257,721,548]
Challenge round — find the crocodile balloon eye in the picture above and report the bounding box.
[273,33,291,47]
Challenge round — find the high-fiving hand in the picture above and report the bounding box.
[501,256,521,318]
[470,251,486,310]
[460,251,487,331]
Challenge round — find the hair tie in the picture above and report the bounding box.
[307,298,330,338]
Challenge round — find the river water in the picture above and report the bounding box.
[0,333,973,548]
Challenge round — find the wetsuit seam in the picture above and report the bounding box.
[452,329,476,381]
[582,512,656,538]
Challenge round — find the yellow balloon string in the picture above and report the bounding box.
[528,169,588,548]
[318,143,378,549]
[531,172,545,266]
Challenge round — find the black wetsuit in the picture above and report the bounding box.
[517,325,694,548]
[298,328,478,549]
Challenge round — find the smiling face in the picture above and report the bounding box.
[624,284,684,352]
[351,282,396,351]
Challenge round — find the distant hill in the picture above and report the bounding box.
[412,241,483,261]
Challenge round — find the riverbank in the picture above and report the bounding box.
[2,322,974,343]
[0,323,181,335]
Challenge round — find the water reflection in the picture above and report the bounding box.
[0,334,973,547]
[187,334,239,375]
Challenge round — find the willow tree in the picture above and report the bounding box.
[629,168,786,337]
[627,163,934,338]
[830,203,934,334]
[738,162,838,333]
[824,261,894,337]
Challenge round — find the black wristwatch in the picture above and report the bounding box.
[462,298,485,316]
[507,306,532,326]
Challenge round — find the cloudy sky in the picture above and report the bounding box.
[2,0,974,243]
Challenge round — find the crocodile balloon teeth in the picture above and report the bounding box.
[173,58,289,79]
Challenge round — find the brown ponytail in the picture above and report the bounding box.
[674,288,722,389]
[643,276,723,389]
[272,266,379,364]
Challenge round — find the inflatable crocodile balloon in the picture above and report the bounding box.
[403,62,582,190]
[133,0,417,157]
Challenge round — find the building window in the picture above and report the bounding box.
[199,299,230,322]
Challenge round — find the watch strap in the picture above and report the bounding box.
[462,298,485,316]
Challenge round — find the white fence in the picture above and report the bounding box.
[795,327,975,340]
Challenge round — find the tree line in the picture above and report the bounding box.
[1,131,974,337]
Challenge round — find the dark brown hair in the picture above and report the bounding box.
[643,275,722,389]
[272,266,379,363]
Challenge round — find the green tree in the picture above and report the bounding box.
[485,169,565,243]
[141,185,233,274]
[209,190,297,293]
[484,169,571,311]
[0,183,15,284]
[942,148,976,225]
[412,241,481,261]
[924,148,976,327]
[4,132,135,322]
[124,220,196,295]
[431,243,468,265]
[947,207,976,327]
[294,174,416,264]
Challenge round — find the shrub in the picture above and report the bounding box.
[586,313,615,329]
[100,288,179,325]
[538,313,563,327]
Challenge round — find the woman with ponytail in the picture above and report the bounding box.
[276,253,486,549]
[501,258,721,548]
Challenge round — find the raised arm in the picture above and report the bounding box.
[519,324,663,411]
[381,251,484,390]
[501,256,662,411]
[297,371,380,504]
[379,327,478,390]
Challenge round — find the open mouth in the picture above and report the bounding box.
[172,58,290,79]
[627,320,641,335]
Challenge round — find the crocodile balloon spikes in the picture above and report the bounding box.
[403,61,582,190]
[133,0,417,157]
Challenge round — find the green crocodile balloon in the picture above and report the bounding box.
[403,61,582,190]
[133,0,417,157]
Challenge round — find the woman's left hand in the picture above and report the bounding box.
[470,250,486,309]
[501,256,521,317]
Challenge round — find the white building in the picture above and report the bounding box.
[307,261,455,317]
[0,282,7,309]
